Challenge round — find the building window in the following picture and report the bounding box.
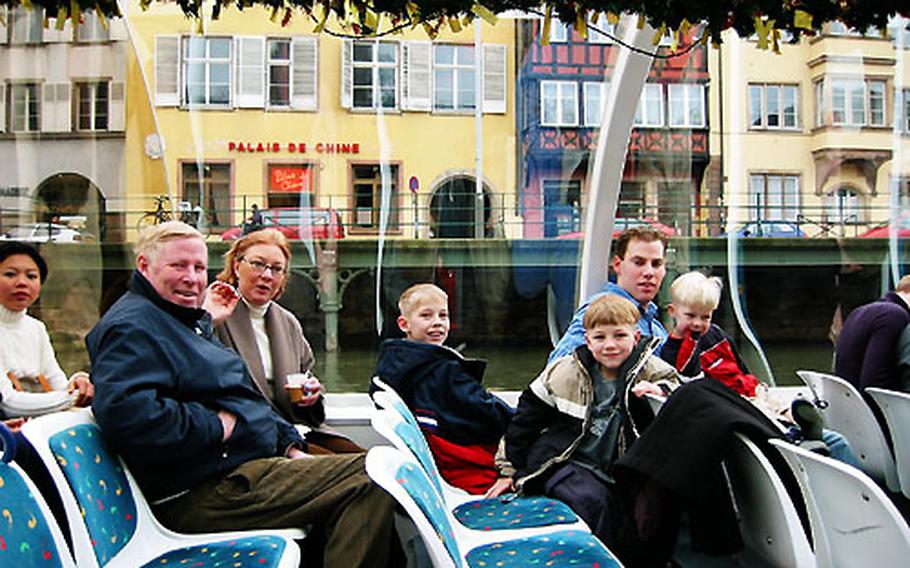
[352,164,399,230]
[583,82,609,126]
[748,174,800,222]
[183,36,231,107]
[542,179,581,237]
[547,22,570,43]
[901,89,910,132]
[75,10,109,42]
[889,16,910,48]
[667,84,706,127]
[267,163,315,208]
[540,80,578,127]
[9,83,40,132]
[817,78,888,127]
[618,182,646,218]
[634,83,664,127]
[75,82,110,131]
[824,187,862,225]
[587,16,614,44]
[749,84,799,129]
[267,39,292,107]
[181,162,231,228]
[9,6,42,45]
[898,178,910,210]
[352,41,398,110]
[433,44,476,112]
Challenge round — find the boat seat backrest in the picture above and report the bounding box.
[49,423,138,565]
[796,370,898,490]
[866,387,910,499]
[0,423,75,568]
[771,438,910,568]
[725,433,814,567]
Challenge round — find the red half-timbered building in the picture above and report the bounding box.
[516,20,710,237]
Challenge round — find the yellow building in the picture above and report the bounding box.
[708,20,910,237]
[122,2,518,239]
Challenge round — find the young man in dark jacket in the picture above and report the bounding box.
[88,222,395,568]
[372,283,514,494]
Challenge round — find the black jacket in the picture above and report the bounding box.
[372,339,513,446]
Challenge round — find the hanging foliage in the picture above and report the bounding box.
[2,0,908,46]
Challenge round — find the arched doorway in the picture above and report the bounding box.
[429,176,492,238]
[35,173,107,241]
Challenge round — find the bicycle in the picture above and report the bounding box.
[136,195,174,232]
[136,195,206,233]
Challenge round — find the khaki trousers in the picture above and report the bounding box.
[153,454,394,568]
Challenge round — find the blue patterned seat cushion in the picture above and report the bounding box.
[141,535,287,567]
[50,424,137,565]
[393,422,444,495]
[396,462,461,564]
[0,463,67,568]
[465,529,622,568]
[453,496,579,530]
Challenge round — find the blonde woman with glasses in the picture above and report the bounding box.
[215,229,361,454]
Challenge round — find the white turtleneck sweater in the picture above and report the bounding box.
[245,298,274,382]
[0,304,75,416]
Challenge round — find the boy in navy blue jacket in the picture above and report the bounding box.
[372,283,514,494]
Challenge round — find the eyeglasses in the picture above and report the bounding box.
[240,258,287,276]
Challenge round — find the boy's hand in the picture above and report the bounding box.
[631,382,664,398]
[484,477,515,499]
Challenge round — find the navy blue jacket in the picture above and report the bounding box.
[836,291,910,391]
[88,272,303,502]
[372,339,513,446]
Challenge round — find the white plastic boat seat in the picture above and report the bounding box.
[366,445,623,568]
[770,438,910,568]
[866,387,910,499]
[795,370,898,491]
[725,433,815,567]
[21,408,302,568]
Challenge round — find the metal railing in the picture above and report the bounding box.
[0,194,902,242]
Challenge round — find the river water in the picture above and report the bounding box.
[311,340,834,394]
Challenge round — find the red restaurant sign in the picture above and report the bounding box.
[270,166,312,193]
[227,141,360,154]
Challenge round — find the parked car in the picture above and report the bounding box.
[555,217,678,240]
[221,208,344,241]
[0,223,89,243]
[725,220,806,238]
[859,216,910,238]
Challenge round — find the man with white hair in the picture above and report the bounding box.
[88,221,395,568]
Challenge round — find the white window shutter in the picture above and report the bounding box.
[0,8,6,44]
[109,81,125,131]
[401,41,431,112]
[0,85,6,132]
[482,44,507,114]
[340,39,353,109]
[43,17,72,42]
[291,36,317,110]
[109,18,128,41]
[55,83,71,131]
[234,36,265,108]
[155,35,180,107]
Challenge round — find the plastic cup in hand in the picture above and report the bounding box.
[286,372,311,403]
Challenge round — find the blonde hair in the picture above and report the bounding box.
[217,229,291,298]
[135,221,203,263]
[898,275,910,294]
[584,294,640,329]
[670,271,723,311]
[398,283,448,317]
